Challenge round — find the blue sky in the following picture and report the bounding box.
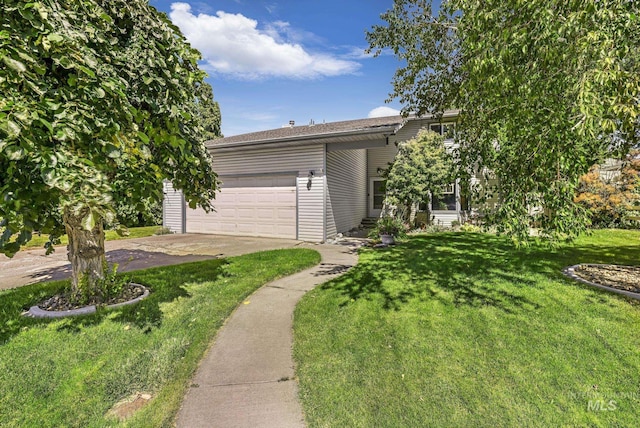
[149,0,404,136]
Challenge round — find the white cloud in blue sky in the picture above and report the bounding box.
[150,0,404,136]
[368,106,401,118]
[170,3,361,80]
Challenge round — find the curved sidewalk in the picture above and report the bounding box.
[176,241,360,428]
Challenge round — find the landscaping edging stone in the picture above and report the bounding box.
[562,264,640,301]
[25,284,150,318]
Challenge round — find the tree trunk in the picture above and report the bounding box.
[63,207,106,294]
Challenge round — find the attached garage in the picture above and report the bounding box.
[186,175,297,239]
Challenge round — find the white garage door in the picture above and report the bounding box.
[186,175,297,239]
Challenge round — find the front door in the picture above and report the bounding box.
[369,178,385,217]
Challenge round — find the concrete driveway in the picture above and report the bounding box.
[0,234,303,291]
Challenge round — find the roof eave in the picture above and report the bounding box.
[206,124,403,150]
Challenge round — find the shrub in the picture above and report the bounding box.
[460,223,482,233]
[574,152,640,228]
[368,216,408,239]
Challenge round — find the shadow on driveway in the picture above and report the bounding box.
[26,249,215,285]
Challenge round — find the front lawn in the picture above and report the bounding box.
[294,230,640,427]
[21,225,167,250]
[0,248,320,427]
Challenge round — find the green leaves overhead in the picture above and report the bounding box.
[368,0,640,243]
[0,0,220,256]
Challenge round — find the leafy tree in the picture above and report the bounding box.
[111,81,222,228]
[383,129,454,224]
[196,82,223,141]
[575,152,640,228]
[367,0,640,243]
[0,0,219,295]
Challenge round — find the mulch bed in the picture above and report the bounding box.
[572,264,640,294]
[38,282,146,312]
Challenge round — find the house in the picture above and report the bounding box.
[163,110,463,242]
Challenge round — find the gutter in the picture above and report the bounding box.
[207,124,404,152]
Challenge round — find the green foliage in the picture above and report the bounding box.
[195,82,223,141]
[0,0,220,257]
[111,189,162,228]
[459,223,481,233]
[384,129,454,222]
[368,215,408,239]
[367,0,640,244]
[73,261,126,306]
[574,153,640,229]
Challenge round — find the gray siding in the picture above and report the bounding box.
[162,180,184,233]
[200,144,325,241]
[367,144,397,179]
[210,145,324,176]
[297,175,325,241]
[326,149,367,235]
[599,158,623,181]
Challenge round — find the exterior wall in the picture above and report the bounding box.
[367,144,397,179]
[599,158,623,181]
[210,144,323,176]
[205,144,326,242]
[162,180,185,233]
[367,117,464,224]
[326,149,367,236]
[297,174,325,241]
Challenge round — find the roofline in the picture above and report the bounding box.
[206,110,460,150]
[207,122,405,150]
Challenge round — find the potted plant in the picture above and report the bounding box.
[369,215,406,245]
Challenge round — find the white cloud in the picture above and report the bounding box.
[368,106,401,118]
[342,46,375,60]
[170,3,360,80]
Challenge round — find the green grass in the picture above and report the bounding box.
[294,229,640,427]
[22,226,166,250]
[0,248,320,428]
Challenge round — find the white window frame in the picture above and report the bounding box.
[429,122,456,139]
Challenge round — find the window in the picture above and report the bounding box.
[429,122,455,139]
[373,179,385,210]
[432,183,457,211]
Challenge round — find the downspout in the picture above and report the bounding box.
[322,143,327,242]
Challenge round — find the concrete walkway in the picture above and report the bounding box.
[176,241,360,428]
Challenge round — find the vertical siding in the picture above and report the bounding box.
[326,149,367,235]
[162,180,184,233]
[297,175,325,242]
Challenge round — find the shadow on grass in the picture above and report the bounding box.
[0,259,228,344]
[321,232,640,312]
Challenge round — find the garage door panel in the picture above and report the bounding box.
[219,207,237,217]
[186,175,297,239]
[237,208,256,219]
[277,208,296,220]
